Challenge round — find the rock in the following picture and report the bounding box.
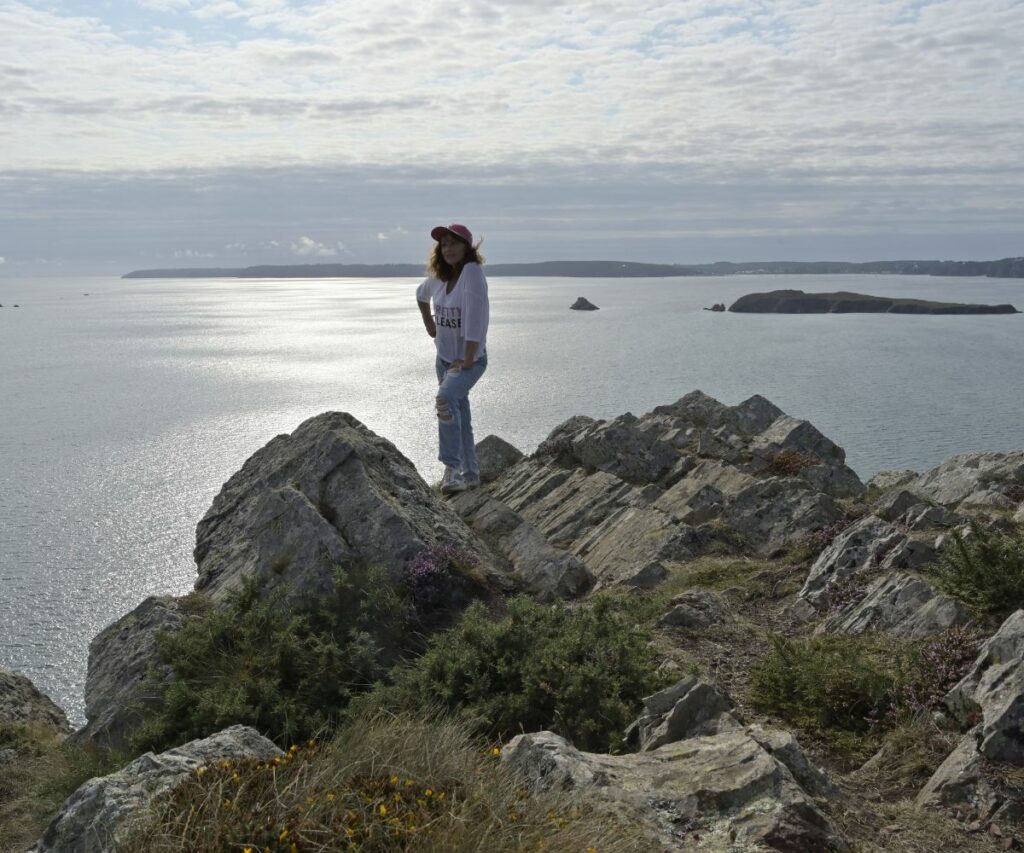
[0,668,70,733]
[449,490,593,601]
[621,561,668,590]
[1015,503,1024,524]
[916,730,999,813]
[70,596,189,750]
[873,489,925,522]
[721,478,845,554]
[817,572,970,638]
[474,434,524,483]
[909,451,1024,508]
[502,729,846,851]
[867,469,919,492]
[904,504,964,530]
[943,610,1024,763]
[570,297,599,310]
[30,725,283,853]
[569,413,679,485]
[194,411,499,603]
[799,515,905,606]
[624,675,740,751]
[658,590,728,631]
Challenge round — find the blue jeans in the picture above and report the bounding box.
[435,355,487,477]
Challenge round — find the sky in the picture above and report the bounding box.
[2,0,1023,275]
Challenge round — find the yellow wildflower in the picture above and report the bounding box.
[390,775,399,785]
[232,772,240,783]
[436,791,446,801]
[290,845,298,853]
[424,789,433,797]
[290,745,299,753]
[491,746,501,756]
[223,799,231,808]
[279,828,289,842]
[380,804,388,816]
[195,766,206,776]
[243,848,252,853]
[327,793,336,802]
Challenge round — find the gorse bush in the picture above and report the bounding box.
[933,520,1024,616]
[121,712,652,853]
[133,563,414,753]
[749,628,982,761]
[368,595,665,753]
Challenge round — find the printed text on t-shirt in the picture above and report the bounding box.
[435,306,461,329]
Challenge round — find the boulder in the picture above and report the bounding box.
[0,668,71,733]
[909,451,1024,508]
[866,469,918,493]
[904,504,964,531]
[624,676,741,751]
[873,489,924,522]
[194,411,499,602]
[502,729,846,851]
[658,590,728,631]
[817,572,969,638]
[70,596,190,750]
[943,609,1024,763]
[30,725,282,853]
[721,478,844,554]
[474,434,524,483]
[621,561,668,590]
[916,729,997,812]
[569,413,678,485]
[799,516,905,606]
[449,490,593,601]
[1014,503,1024,524]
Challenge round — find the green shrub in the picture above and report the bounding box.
[749,634,905,758]
[366,595,666,753]
[132,563,414,754]
[933,521,1024,616]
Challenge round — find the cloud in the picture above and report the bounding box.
[376,232,389,241]
[0,256,5,264]
[291,236,348,257]
[172,248,214,258]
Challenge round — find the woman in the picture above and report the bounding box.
[416,223,490,494]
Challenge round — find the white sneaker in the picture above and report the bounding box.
[440,466,467,494]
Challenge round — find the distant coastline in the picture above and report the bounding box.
[122,257,1024,280]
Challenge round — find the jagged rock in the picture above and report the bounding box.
[474,434,524,483]
[624,676,740,751]
[502,729,846,851]
[30,725,282,853]
[621,561,668,590]
[916,729,999,812]
[0,668,71,733]
[817,572,969,638]
[1015,503,1024,524]
[658,590,728,630]
[449,490,593,601]
[904,504,964,530]
[909,451,1024,508]
[749,415,865,499]
[799,516,906,606]
[943,610,1024,763]
[70,596,190,750]
[867,469,918,492]
[194,411,500,602]
[570,296,599,310]
[720,478,844,553]
[569,413,678,484]
[745,725,842,799]
[873,489,925,522]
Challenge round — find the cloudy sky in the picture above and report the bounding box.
[2,0,1023,275]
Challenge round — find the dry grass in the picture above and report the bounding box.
[120,710,658,853]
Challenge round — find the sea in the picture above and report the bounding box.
[1,272,1023,725]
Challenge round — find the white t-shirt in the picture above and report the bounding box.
[415,262,489,363]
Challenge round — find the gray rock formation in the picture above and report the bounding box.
[449,489,593,601]
[0,667,71,733]
[866,469,918,492]
[817,572,969,638]
[570,297,599,310]
[658,589,728,630]
[70,596,190,750]
[798,516,902,606]
[872,489,925,522]
[474,434,524,483]
[916,729,996,812]
[194,411,500,602]
[943,609,1024,763]
[78,412,509,749]
[624,676,741,751]
[502,728,846,851]
[30,725,282,853]
[908,451,1024,508]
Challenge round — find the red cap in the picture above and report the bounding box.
[430,223,473,245]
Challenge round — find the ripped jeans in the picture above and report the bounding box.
[435,354,487,478]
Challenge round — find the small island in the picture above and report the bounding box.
[570,297,599,311]
[728,289,1020,315]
